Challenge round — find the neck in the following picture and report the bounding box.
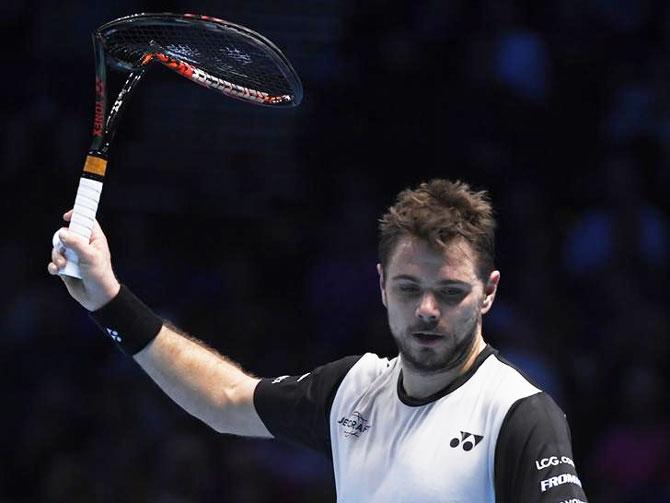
[401,336,486,400]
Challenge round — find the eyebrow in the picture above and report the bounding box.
[391,274,471,286]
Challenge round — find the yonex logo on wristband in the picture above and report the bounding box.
[106,328,122,343]
[89,285,162,355]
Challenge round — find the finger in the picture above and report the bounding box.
[47,262,70,279]
[51,246,65,265]
[63,209,106,244]
[89,218,106,243]
[58,228,94,261]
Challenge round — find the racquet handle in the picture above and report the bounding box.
[56,155,107,279]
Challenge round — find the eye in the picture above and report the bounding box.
[398,284,420,295]
[438,288,466,301]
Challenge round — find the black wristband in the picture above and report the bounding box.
[89,285,163,355]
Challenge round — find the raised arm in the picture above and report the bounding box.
[48,210,272,438]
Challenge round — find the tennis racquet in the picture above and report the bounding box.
[54,12,303,278]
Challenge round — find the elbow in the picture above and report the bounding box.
[206,379,253,435]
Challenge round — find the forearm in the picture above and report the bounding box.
[133,323,271,437]
[49,219,271,438]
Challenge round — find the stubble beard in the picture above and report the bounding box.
[391,309,481,376]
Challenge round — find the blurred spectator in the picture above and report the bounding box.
[588,365,669,501]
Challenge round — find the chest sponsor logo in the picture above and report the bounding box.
[559,500,586,503]
[540,473,582,492]
[337,411,371,438]
[449,431,484,451]
[535,455,575,471]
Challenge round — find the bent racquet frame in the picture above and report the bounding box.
[56,12,303,278]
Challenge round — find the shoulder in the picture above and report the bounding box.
[481,351,570,446]
[337,352,396,392]
[500,391,570,442]
[475,351,543,412]
[255,354,366,400]
[329,352,397,414]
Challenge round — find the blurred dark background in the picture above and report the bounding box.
[2,0,669,501]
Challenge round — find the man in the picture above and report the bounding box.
[48,179,588,502]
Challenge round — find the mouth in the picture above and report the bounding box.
[411,332,444,345]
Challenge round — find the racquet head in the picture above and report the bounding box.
[96,12,303,108]
[58,12,303,279]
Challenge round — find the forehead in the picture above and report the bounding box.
[387,236,480,284]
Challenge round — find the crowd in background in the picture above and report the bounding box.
[2,0,668,501]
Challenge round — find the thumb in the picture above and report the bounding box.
[58,228,94,261]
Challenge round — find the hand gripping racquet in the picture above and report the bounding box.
[54,12,303,278]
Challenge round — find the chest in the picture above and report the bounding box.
[330,386,498,502]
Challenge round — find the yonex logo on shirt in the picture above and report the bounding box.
[449,431,484,451]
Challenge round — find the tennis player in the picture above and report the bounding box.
[49,179,588,502]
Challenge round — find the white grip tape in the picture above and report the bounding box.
[70,178,102,238]
[56,177,104,279]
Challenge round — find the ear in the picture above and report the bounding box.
[377,263,388,308]
[481,270,500,314]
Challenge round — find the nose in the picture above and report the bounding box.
[415,292,440,323]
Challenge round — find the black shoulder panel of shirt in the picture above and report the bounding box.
[494,359,588,502]
[253,355,363,456]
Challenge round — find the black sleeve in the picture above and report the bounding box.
[253,355,362,456]
[495,392,588,502]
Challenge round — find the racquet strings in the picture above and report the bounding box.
[99,17,300,106]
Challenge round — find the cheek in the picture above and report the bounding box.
[387,292,410,313]
[456,301,480,328]
[386,298,411,329]
[443,298,480,328]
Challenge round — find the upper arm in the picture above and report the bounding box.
[252,355,363,455]
[494,392,588,502]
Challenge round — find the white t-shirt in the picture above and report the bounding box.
[254,345,587,502]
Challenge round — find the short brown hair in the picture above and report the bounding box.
[378,179,496,282]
